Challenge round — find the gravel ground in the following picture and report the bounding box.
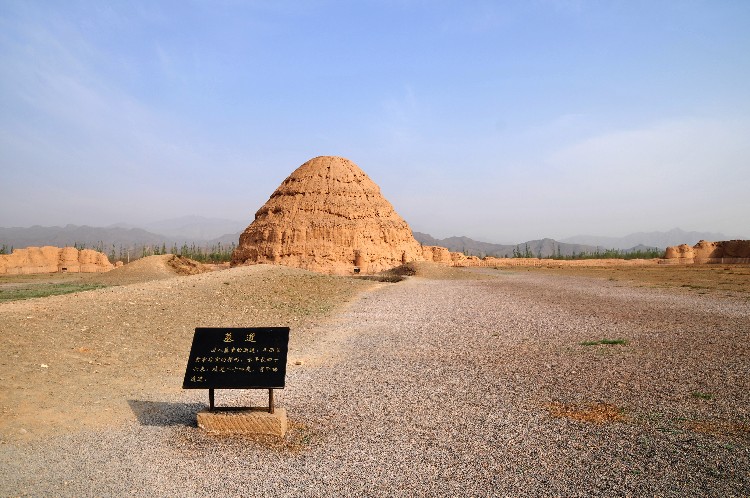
[1,266,749,496]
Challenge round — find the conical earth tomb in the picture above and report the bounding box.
[231,156,424,274]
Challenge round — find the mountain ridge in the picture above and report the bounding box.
[0,224,239,252]
[412,233,655,258]
[560,228,732,250]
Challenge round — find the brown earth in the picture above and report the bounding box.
[0,255,379,442]
[547,402,625,424]
[513,263,750,296]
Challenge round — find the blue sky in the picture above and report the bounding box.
[1,0,748,243]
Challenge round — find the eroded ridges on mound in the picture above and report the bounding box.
[257,157,400,221]
[232,156,424,274]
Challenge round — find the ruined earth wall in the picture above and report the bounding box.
[421,245,452,263]
[663,240,750,264]
[0,246,114,275]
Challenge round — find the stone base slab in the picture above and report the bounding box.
[197,407,287,437]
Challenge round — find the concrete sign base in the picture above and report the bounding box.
[197,407,288,437]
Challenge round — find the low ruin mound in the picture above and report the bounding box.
[232,156,425,274]
[91,254,181,285]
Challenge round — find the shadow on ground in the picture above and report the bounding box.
[128,400,205,427]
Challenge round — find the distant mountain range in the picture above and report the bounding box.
[412,233,657,258]
[111,215,247,241]
[560,228,731,250]
[0,216,246,252]
[0,225,168,250]
[412,227,740,258]
[0,218,737,260]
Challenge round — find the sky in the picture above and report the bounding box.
[1,0,749,244]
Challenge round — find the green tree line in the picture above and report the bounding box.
[511,245,662,260]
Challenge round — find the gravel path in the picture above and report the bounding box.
[2,269,749,496]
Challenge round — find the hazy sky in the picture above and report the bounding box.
[1,1,748,243]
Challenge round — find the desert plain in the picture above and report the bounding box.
[0,257,749,495]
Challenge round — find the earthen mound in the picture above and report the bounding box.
[232,156,425,274]
[93,254,183,285]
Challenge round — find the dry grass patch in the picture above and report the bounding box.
[684,420,750,440]
[0,281,107,302]
[547,401,625,423]
[580,338,628,347]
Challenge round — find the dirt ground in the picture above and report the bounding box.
[0,259,747,444]
[0,256,379,442]
[508,263,750,297]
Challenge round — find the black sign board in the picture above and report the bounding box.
[182,327,290,390]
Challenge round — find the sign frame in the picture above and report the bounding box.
[182,327,290,412]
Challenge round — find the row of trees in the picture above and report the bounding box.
[511,244,662,260]
[1,241,661,262]
[459,243,662,260]
[64,241,236,264]
[555,248,663,260]
[144,242,236,263]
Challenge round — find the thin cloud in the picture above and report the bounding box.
[548,117,749,188]
[537,117,750,235]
